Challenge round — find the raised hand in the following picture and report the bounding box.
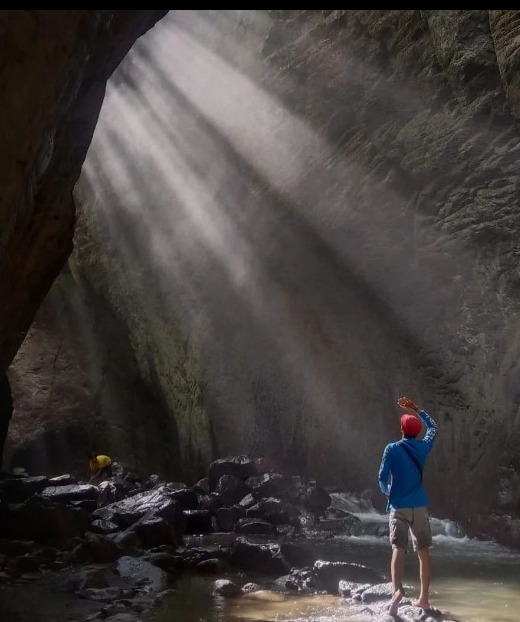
[397,396,420,413]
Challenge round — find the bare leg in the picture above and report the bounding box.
[389,547,406,615]
[415,547,431,608]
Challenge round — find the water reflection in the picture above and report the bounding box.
[149,574,358,622]
[148,503,520,622]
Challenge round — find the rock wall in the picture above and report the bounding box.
[6,10,520,544]
[0,9,168,468]
[0,10,167,374]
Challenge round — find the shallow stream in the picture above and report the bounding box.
[147,495,520,622]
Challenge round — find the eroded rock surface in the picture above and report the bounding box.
[4,10,520,546]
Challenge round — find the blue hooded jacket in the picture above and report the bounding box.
[378,410,438,510]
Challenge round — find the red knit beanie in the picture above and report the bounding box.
[400,414,422,437]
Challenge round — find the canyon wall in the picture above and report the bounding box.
[4,11,520,544]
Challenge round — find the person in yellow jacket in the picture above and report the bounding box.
[88,452,112,484]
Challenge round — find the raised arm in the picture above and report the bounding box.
[378,444,392,495]
[397,396,438,446]
[418,410,438,446]
[397,396,420,414]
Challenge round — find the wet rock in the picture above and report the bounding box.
[130,515,176,549]
[193,477,209,494]
[216,474,251,505]
[154,499,185,531]
[289,567,313,590]
[348,520,389,538]
[213,578,241,596]
[241,582,261,593]
[71,499,98,514]
[237,493,256,509]
[183,509,212,534]
[359,582,393,602]
[146,544,177,556]
[195,558,222,573]
[208,456,257,492]
[91,485,187,529]
[101,603,133,618]
[198,493,225,513]
[310,560,384,594]
[48,474,79,486]
[103,614,143,622]
[90,519,120,535]
[115,555,168,590]
[0,476,48,502]
[80,587,133,602]
[144,551,183,573]
[298,508,319,530]
[324,506,358,520]
[168,488,198,511]
[67,533,123,564]
[235,519,275,535]
[271,573,299,591]
[164,481,188,490]
[246,473,299,502]
[469,513,520,550]
[229,537,290,575]
[147,474,164,488]
[215,506,245,531]
[65,565,109,591]
[279,541,317,567]
[97,481,125,507]
[110,530,140,552]
[183,546,228,568]
[246,497,300,525]
[5,501,89,543]
[299,481,331,517]
[276,524,298,538]
[37,484,99,503]
[314,517,357,535]
[339,580,374,598]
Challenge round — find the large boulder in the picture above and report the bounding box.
[5,500,88,544]
[310,560,385,594]
[229,537,290,575]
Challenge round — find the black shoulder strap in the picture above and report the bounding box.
[399,442,423,481]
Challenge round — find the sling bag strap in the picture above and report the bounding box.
[399,441,423,482]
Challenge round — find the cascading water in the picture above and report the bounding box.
[149,491,520,622]
[330,492,466,539]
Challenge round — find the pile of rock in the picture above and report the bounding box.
[0,454,459,622]
[0,454,360,552]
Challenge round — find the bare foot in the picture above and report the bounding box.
[389,590,403,616]
[414,600,431,609]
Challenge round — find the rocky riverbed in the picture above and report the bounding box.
[0,455,459,622]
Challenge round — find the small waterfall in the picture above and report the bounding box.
[430,516,466,539]
[329,492,388,538]
[329,491,380,516]
[330,492,466,540]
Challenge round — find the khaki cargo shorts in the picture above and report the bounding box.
[389,506,432,551]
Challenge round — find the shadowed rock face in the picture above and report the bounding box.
[5,10,520,545]
[0,10,167,374]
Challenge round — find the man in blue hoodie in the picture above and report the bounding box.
[378,396,438,616]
